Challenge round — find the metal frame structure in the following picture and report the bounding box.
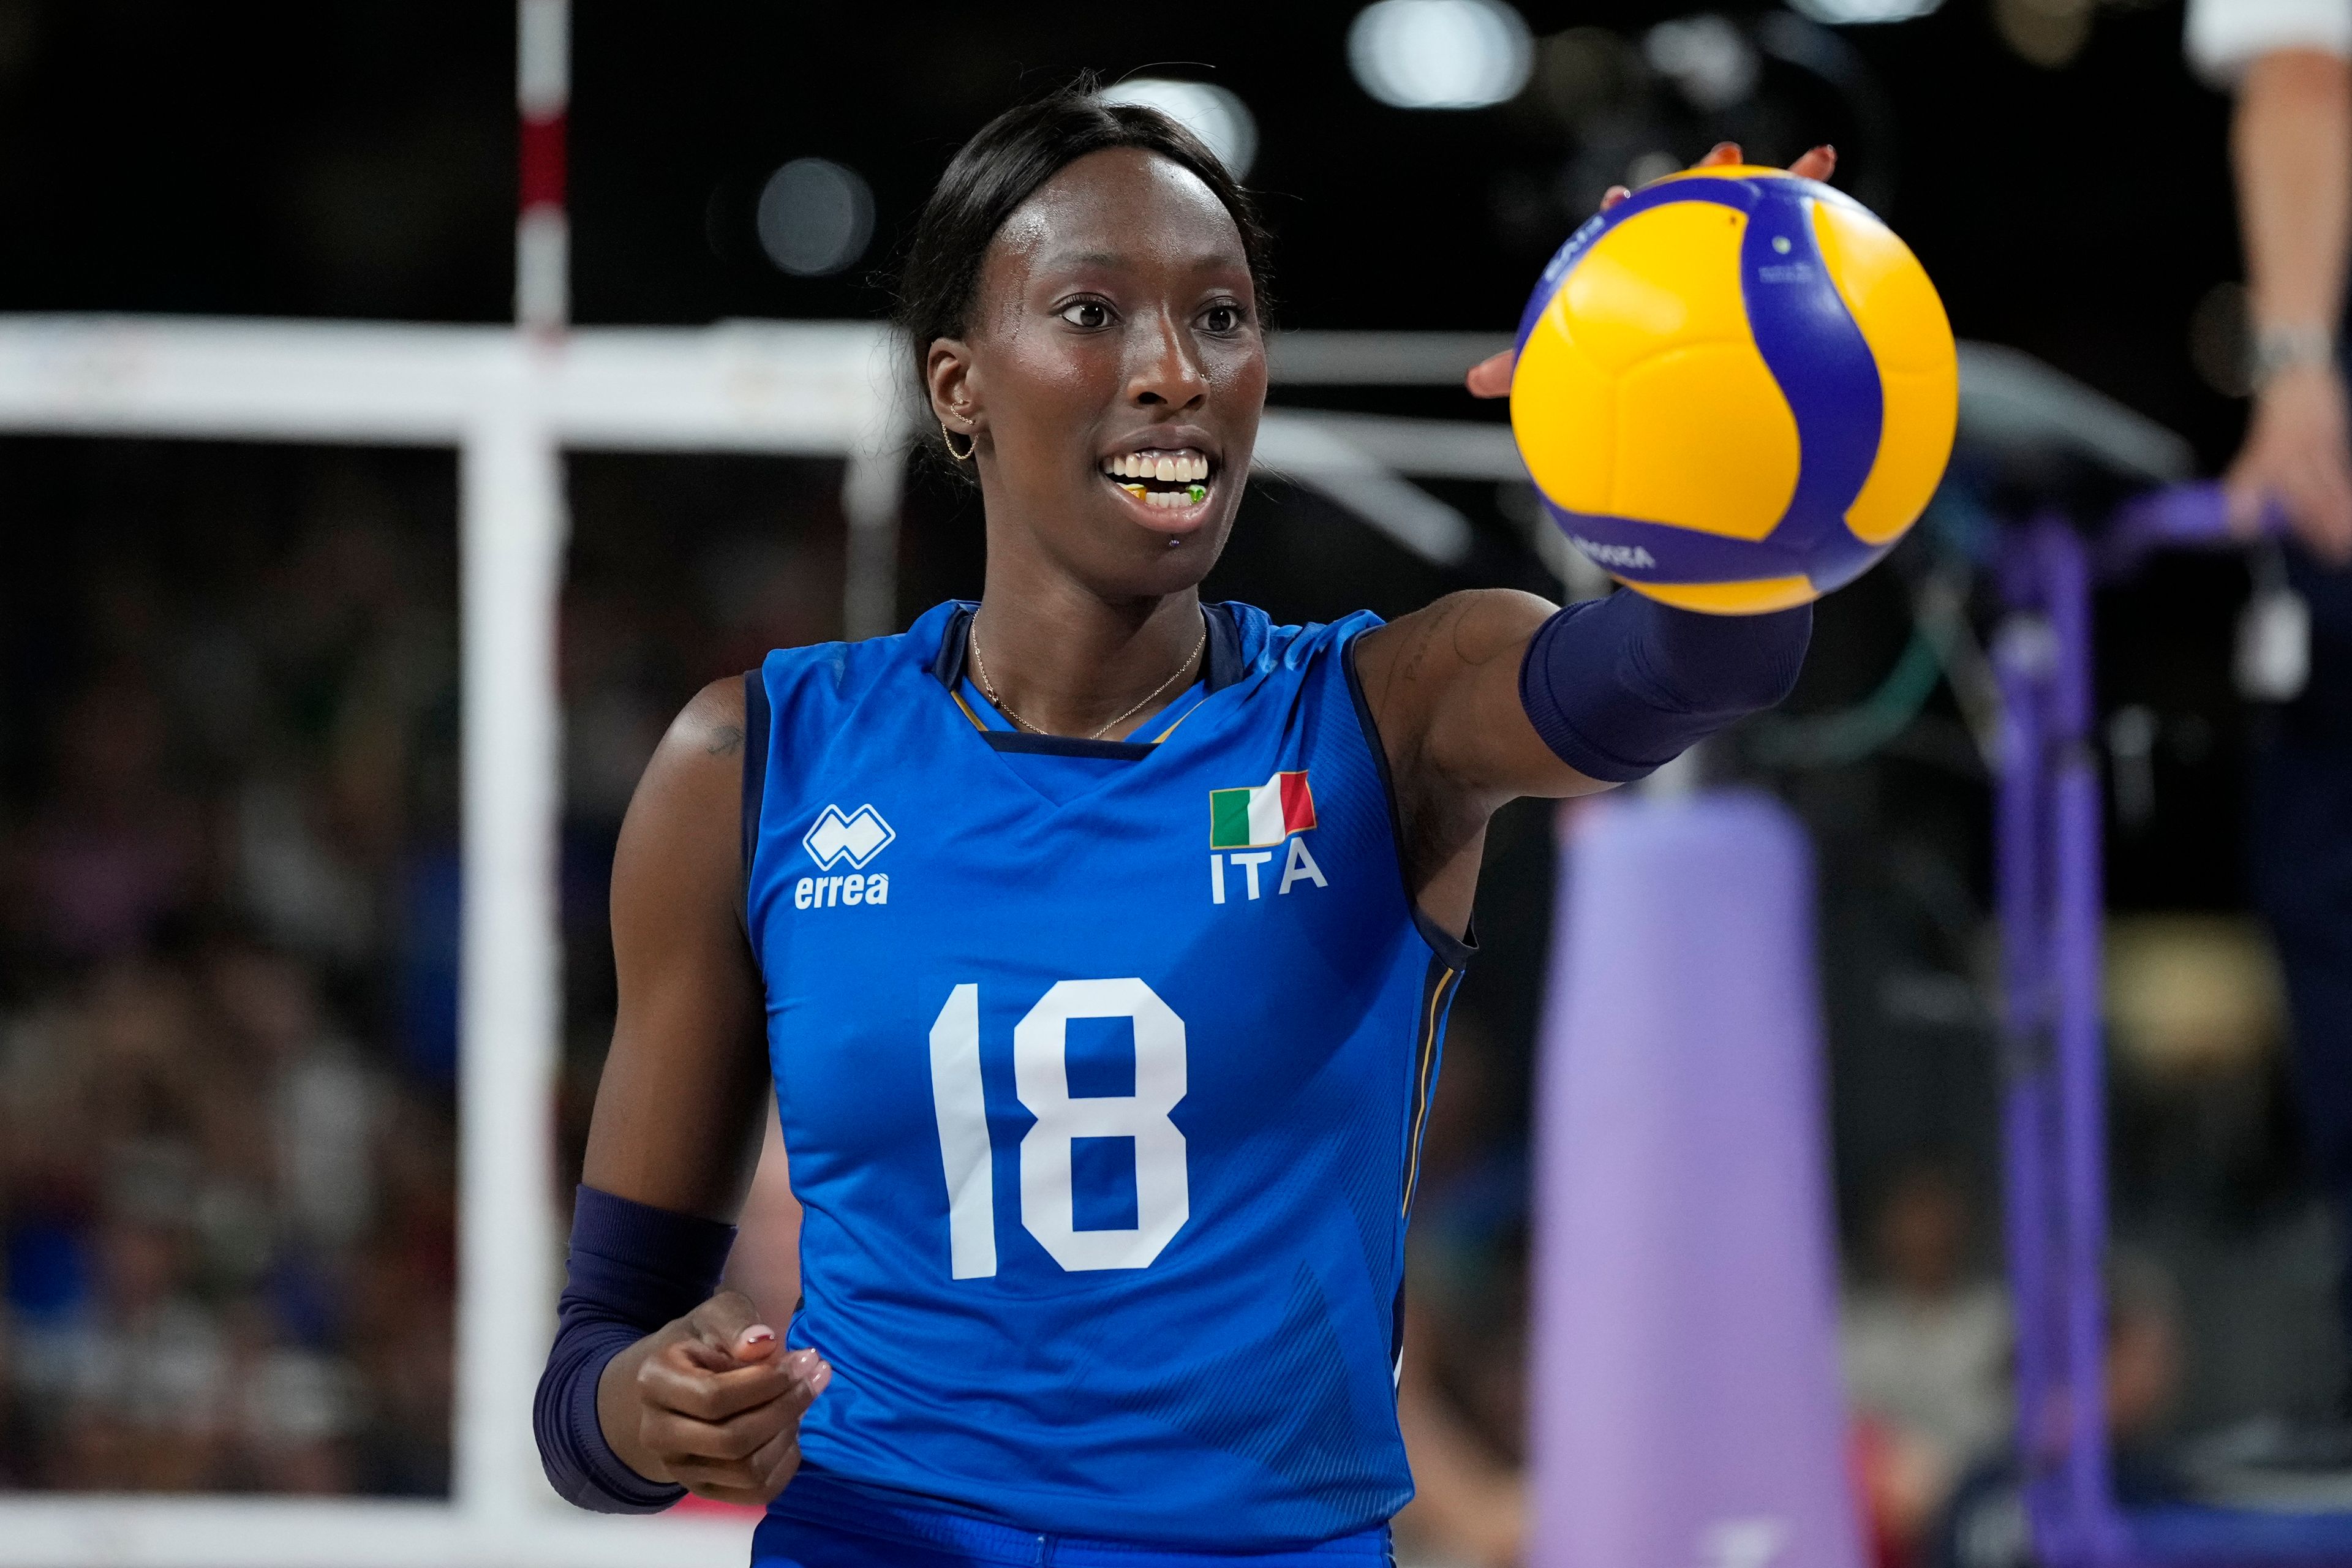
[1999,508,2133,1568]
[2000,486,2352,1567]
[0,317,899,1567]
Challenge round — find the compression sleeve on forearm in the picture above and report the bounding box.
[1517,590,1812,783]
[533,1184,737,1513]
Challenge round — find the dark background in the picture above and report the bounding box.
[0,1,2241,456]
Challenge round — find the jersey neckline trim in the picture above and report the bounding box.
[928,602,1245,759]
[929,601,1249,699]
[981,729,1159,760]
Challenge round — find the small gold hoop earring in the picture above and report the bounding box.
[941,423,976,462]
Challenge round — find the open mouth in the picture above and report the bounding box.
[1099,448,1215,512]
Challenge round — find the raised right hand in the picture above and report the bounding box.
[2226,359,2352,565]
[598,1289,831,1506]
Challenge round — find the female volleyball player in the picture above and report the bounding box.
[537,87,1830,1566]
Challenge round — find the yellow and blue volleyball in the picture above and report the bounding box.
[1510,167,1958,614]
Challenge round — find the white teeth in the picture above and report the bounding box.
[1100,449,1213,486]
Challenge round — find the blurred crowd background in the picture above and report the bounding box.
[0,3,2329,1566]
[0,443,462,1493]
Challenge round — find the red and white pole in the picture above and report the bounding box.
[453,0,571,1522]
[516,0,568,336]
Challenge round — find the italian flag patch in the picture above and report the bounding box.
[1209,771,1317,850]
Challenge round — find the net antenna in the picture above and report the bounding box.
[518,0,570,339]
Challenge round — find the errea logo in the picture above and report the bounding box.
[797,804,893,911]
[804,804,894,869]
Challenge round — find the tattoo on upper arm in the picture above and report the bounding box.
[1449,594,1525,669]
[1393,600,1454,696]
[707,725,744,756]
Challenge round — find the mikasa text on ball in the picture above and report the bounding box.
[1510,167,1958,614]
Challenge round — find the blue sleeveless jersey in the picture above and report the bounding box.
[742,599,1470,1549]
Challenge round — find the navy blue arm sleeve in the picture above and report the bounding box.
[1517,590,1812,783]
[533,1185,737,1513]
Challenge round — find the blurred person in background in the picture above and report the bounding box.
[4,682,201,966]
[1928,1256,2185,1568]
[2188,0,2352,1451]
[1843,1161,2012,1568]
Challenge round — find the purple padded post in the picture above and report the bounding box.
[1998,515,2132,1567]
[1994,591,2064,1551]
[2041,517,2132,1567]
[1528,791,1864,1568]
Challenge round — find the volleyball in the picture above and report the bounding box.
[1510,167,1958,614]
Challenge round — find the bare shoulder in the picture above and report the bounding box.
[614,676,752,910]
[1354,589,1559,720]
[668,675,751,767]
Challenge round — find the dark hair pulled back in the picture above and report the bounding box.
[893,77,1275,470]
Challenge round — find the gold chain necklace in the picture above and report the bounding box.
[969,612,1207,742]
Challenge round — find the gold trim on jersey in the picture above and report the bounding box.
[1400,964,1460,1218]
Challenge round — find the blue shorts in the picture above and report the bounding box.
[753,1474,1395,1567]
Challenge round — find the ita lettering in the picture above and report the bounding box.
[1208,836,1325,904]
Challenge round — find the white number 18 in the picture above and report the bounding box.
[925,978,1189,1278]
